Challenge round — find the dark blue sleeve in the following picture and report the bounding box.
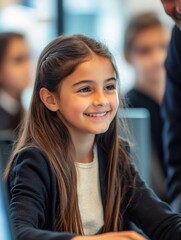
[127,169,181,239]
[161,25,181,212]
[8,148,77,240]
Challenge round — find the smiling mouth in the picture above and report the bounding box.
[84,111,109,117]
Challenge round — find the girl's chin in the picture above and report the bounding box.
[88,127,110,135]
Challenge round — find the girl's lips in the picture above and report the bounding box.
[83,111,110,120]
[84,112,108,117]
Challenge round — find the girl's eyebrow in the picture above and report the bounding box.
[72,77,116,87]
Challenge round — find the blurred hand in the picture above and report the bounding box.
[161,0,181,29]
[73,231,146,240]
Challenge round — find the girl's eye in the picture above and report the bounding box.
[105,84,116,91]
[78,86,91,93]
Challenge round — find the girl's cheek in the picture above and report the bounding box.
[71,102,88,115]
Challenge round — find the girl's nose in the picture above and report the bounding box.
[93,91,109,107]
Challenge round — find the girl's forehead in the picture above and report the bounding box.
[77,55,114,71]
[69,57,115,80]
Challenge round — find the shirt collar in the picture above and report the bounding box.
[0,90,20,115]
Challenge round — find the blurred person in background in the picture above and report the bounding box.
[0,32,31,133]
[124,12,170,201]
[161,0,181,212]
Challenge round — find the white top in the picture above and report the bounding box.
[75,145,104,235]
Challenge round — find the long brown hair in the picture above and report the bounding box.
[4,34,136,234]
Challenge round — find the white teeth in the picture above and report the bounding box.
[85,112,107,117]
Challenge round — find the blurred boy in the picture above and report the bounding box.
[124,12,170,201]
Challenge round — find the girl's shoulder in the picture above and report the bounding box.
[13,146,49,167]
[8,146,58,208]
[16,145,46,157]
[9,146,55,187]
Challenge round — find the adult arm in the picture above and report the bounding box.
[127,167,181,240]
[161,25,181,211]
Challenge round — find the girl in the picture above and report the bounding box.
[4,34,181,240]
[0,32,31,131]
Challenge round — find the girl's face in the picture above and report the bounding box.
[56,55,119,136]
[0,37,31,97]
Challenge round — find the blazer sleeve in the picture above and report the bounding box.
[127,168,181,240]
[161,25,181,212]
[8,148,77,240]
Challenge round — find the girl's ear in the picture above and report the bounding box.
[39,87,59,112]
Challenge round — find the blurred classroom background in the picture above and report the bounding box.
[0,0,175,201]
[0,0,174,109]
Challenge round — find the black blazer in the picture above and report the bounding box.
[8,144,181,240]
[161,26,181,212]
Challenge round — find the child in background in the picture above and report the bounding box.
[4,34,181,240]
[124,12,169,201]
[0,32,31,132]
